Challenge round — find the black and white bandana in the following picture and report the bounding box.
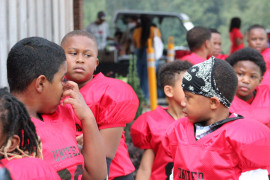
[182,56,231,108]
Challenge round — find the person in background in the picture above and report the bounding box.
[131,60,192,180]
[209,28,228,60]
[180,26,212,64]
[133,15,162,100]
[229,17,244,54]
[247,24,270,86]
[85,11,112,50]
[0,88,60,180]
[226,47,270,128]
[120,17,139,56]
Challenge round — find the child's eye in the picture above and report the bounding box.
[251,75,258,79]
[237,73,243,76]
[85,54,91,58]
[69,52,77,56]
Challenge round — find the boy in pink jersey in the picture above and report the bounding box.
[209,28,228,60]
[130,60,192,180]
[247,24,270,86]
[7,37,107,180]
[0,88,59,180]
[226,47,270,128]
[180,26,212,64]
[61,30,139,180]
[160,57,270,179]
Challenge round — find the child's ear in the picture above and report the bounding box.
[35,75,47,93]
[210,97,220,109]
[6,135,20,153]
[95,58,99,71]
[164,85,173,98]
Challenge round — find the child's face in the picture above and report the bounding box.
[233,60,262,100]
[171,72,186,105]
[181,91,211,123]
[41,62,67,114]
[62,35,99,87]
[210,32,222,57]
[248,28,268,53]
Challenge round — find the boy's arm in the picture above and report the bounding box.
[62,81,107,180]
[135,149,155,180]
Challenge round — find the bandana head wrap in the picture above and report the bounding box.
[182,56,231,108]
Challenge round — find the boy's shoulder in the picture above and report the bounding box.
[85,73,134,92]
[223,116,270,143]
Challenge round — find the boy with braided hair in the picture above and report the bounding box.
[0,87,59,179]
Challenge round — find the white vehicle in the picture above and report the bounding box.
[95,10,194,77]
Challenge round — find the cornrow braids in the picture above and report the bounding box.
[0,88,42,160]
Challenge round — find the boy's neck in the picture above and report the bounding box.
[167,101,185,120]
[203,107,230,126]
[12,91,41,120]
[193,48,208,59]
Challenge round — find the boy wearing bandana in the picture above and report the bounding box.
[159,57,270,179]
[227,47,270,128]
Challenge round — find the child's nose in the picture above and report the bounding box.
[76,54,84,63]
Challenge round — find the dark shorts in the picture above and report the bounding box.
[113,173,134,180]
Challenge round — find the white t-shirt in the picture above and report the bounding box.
[85,21,109,50]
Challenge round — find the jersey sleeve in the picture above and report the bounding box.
[97,80,139,129]
[150,122,177,180]
[130,113,152,149]
[230,120,270,172]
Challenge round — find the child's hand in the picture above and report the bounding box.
[62,80,94,121]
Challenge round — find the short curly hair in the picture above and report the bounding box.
[226,47,266,76]
[158,60,193,89]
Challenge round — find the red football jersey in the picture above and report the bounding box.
[161,113,270,180]
[77,73,139,179]
[1,158,60,180]
[230,85,270,128]
[32,105,84,180]
[131,106,186,179]
[180,53,206,65]
[131,106,176,154]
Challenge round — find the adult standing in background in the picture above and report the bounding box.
[85,11,111,50]
[133,15,161,100]
[229,17,244,54]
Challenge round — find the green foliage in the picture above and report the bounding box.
[125,55,147,143]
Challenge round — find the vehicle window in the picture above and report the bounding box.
[155,17,188,48]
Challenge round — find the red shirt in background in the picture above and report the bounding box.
[180,52,206,64]
[230,28,244,54]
